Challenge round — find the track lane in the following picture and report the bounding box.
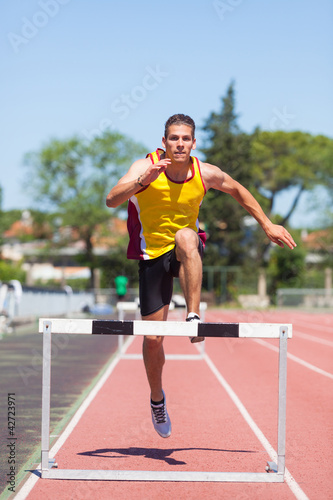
[205,310,333,499]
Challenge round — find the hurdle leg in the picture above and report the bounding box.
[41,321,57,473]
[266,325,288,475]
[198,302,207,357]
[277,325,288,475]
[117,302,140,354]
[41,321,51,471]
[117,307,124,352]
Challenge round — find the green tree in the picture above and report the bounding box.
[267,234,306,299]
[0,260,26,283]
[251,130,333,225]
[23,131,146,288]
[201,83,333,272]
[200,82,257,266]
[0,186,4,248]
[251,130,333,262]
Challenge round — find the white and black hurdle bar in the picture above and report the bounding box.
[39,318,292,483]
[116,301,207,358]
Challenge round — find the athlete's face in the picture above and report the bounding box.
[162,125,196,163]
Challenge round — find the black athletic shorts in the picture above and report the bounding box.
[138,238,204,317]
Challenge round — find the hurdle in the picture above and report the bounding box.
[116,301,207,359]
[38,318,291,482]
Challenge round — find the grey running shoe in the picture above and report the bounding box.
[187,314,205,343]
[151,390,171,438]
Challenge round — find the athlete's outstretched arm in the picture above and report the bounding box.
[202,163,297,250]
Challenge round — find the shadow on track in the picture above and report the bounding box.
[78,447,258,466]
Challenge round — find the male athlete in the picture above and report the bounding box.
[106,114,296,438]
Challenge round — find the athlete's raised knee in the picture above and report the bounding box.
[175,228,200,259]
[175,228,198,251]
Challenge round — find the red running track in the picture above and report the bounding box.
[20,310,332,500]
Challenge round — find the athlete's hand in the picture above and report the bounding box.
[139,158,171,185]
[264,223,297,249]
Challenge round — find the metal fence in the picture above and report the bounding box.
[276,288,333,308]
[3,286,95,319]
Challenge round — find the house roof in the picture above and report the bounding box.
[3,220,34,238]
[302,229,333,252]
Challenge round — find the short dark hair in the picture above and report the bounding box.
[164,114,195,139]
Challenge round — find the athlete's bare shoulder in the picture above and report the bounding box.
[131,157,151,171]
[199,160,225,190]
[117,156,151,184]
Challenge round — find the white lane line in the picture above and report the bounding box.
[14,336,135,500]
[294,331,333,347]
[254,339,333,380]
[204,352,309,500]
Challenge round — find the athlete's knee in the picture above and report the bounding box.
[175,228,200,259]
[143,336,164,350]
[175,228,198,253]
[143,336,165,364]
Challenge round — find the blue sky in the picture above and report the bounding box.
[1,0,332,227]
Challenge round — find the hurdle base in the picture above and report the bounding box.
[266,461,278,473]
[41,468,284,482]
[41,458,58,471]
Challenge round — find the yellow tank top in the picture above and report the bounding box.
[127,149,206,260]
